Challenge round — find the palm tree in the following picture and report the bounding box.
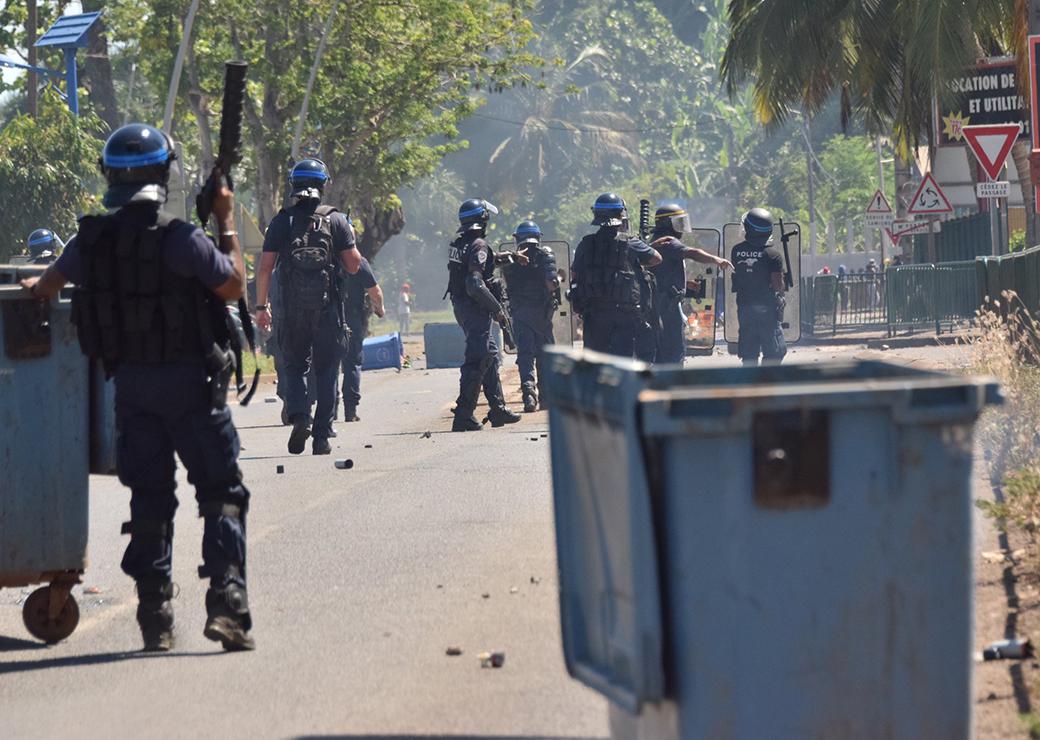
[485,45,643,209]
[722,0,1008,153]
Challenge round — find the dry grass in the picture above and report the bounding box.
[970,292,1040,541]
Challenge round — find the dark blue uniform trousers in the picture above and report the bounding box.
[280,303,342,440]
[656,302,687,365]
[341,314,367,409]
[452,299,503,416]
[737,304,787,365]
[115,362,249,589]
[583,308,639,358]
[514,316,553,395]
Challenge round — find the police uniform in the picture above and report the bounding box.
[263,199,354,446]
[340,256,378,419]
[573,227,657,357]
[649,235,689,364]
[731,238,787,364]
[502,245,557,408]
[58,205,253,648]
[448,232,507,422]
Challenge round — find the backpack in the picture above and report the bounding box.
[282,205,337,313]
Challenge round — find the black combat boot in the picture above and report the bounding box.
[452,413,483,432]
[136,579,175,652]
[487,406,522,427]
[312,437,332,455]
[522,391,538,413]
[287,415,311,455]
[344,404,360,422]
[204,584,255,652]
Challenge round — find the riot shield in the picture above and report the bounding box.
[678,228,723,354]
[496,240,575,347]
[722,221,802,346]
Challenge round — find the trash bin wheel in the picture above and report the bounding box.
[22,586,79,644]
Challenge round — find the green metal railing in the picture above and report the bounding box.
[976,245,1040,319]
[801,262,980,336]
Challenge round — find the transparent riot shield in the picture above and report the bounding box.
[678,228,723,355]
[497,240,575,347]
[722,222,802,346]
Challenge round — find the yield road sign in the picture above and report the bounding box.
[907,173,954,217]
[963,123,1022,182]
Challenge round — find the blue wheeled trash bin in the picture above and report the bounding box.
[0,267,89,643]
[543,348,1001,740]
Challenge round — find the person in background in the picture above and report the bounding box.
[397,282,412,336]
[25,229,64,264]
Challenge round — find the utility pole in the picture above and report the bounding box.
[804,119,816,257]
[27,0,37,118]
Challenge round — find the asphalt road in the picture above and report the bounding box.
[0,339,982,739]
[0,351,608,740]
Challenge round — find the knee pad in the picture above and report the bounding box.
[121,518,174,544]
[196,483,249,520]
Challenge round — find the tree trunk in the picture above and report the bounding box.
[185,48,214,172]
[80,0,120,133]
[1012,139,1036,248]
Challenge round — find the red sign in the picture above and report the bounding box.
[886,221,931,243]
[907,173,954,217]
[963,123,1021,181]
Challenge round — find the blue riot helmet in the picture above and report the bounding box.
[513,220,542,248]
[742,207,774,244]
[289,158,330,200]
[100,124,177,209]
[655,202,692,235]
[591,193,627,228]
[26,229,62,261]
[458,198,499,233]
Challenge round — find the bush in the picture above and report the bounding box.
[0,96,104,261]
[972,293,1040,541]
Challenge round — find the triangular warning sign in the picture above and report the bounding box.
[907,173,954,216]
[963,124,1021,182]
[866,189,892,214]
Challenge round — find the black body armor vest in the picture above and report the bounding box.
[578,228,640,308]
[71,210,226,372]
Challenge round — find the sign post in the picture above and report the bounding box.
[964,123,1020,255]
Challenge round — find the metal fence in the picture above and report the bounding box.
[976,245,1040,319]
[801,262,979,336]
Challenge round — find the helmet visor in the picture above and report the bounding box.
[670,213,692,234]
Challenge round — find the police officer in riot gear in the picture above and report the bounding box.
[447,198,522,432]
[648,203,732,364]
[730,207,787,365]
[21,123,255,652]
[501,221,557,412]
[255,158,362,455]
[570,193,661,357]
[25,229,63,264]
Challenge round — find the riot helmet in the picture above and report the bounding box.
[513,220,542,248]
[655,203,692,235]
[591,193,627,228]
[26,229,61,260]
[458,198,498,233]
[742,207,774,243]
[289,158,330,200]
[99,123,176,209]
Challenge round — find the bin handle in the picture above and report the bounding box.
[891,382,999,425]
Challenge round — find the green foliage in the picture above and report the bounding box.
[0,96,105,260]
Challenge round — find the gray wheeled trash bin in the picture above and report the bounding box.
[0,268,88,643]
[543,348,1001,740]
